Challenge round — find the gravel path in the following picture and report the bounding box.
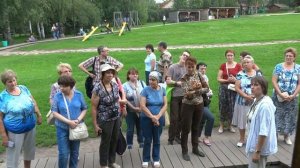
[0,40,300,56]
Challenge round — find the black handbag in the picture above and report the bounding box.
[198,73,211,107]
[85,57,97,98]
[116,128,127,155]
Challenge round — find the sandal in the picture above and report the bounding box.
[203,139,211,146]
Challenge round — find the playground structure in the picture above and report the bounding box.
[113,11,141,28]
[82,26,98,41]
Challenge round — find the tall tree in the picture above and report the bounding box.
[174,0,189,9]
[189,0,203,8]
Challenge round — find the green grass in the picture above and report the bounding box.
[18,14,300,51]
[1,42,300,153]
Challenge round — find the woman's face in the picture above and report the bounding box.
[226,52,234,62]
[103,70,115,81]
[5,77,17,90]
[60,67,72,76]
[146,48,152,54]
[285,52,295,64]
[149,77,158,88]
[129,72,138,82]
[251,82,263,97]
[243,59,253,71]
[186,62,196,75]
[60,85,72,94]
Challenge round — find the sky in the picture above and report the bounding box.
[155,0,165,3]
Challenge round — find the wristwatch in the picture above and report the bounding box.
[255,149,261,153]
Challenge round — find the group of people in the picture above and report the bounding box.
[0,42,298,168]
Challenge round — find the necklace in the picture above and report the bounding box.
[247,95,265,124]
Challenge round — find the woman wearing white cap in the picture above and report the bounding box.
[140,71,167,168]
[91,64,121,168]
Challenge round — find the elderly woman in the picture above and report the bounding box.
[0,69,42,168]
[91,64,121,168]
[51,75,87,168]
[180,57,208,161]
[50,63,73,105]
[217,49,242,133]
[232,56,262,147]
[140,71,167,168]
[246,76,277,168]
[144,44,156,85]
[272,47,300,145]
[123,68,146,149]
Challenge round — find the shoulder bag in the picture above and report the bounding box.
[63,94,89,140]
[85,57,97,98]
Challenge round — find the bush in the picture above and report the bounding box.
[295,6,300,13]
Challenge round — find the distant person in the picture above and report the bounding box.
[51,24,57,39]
[144,44,156,85]
[0,69,42,168]
[27,34,36,42]
[165,50,191,145]
[123,68,146,149]
[157,41,172,82]
[78,46,123,95]
[55,23,60,39]
[162,15,166,25]
[51,75,87,168]
[246,76,277,168]
[196,62,214,146]
[217,49,242,134]
[79,27,86,36]
[272,47,300,145]
[140,71,167,168]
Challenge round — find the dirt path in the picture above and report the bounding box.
[0,40,300,56]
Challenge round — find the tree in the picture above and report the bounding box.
[174,0,189,9]
[189,0,203,8]
[202,0,212,8]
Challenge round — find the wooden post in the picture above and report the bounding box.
[292,104,300,167]
[217,9,219,19]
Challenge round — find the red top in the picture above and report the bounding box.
[219,63,242,80]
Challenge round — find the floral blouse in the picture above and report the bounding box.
[273,63,300,95]
[181,73,209,105]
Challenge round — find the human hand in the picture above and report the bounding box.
[252,152,260,163]
[69,120,78,129]
[119,99,127,105]
[37,115,42,125]
[89,73,96,78]
[1,136,8,147]
[245,95,254,102]
[135,107,141,112]
[94,125,102,136]
[279,92,289,101]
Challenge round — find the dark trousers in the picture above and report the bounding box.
[126,111,143,145]
[145,71,150,85]
[199,107,215,137]
[181,103,203,154]
[99,118,121,166]
[168,96,183,141]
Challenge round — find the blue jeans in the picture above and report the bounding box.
[199,107,215,137]
[56,126,80,168]
[126,111,143,146]
[145,71,150,85]
[141,116,162,162]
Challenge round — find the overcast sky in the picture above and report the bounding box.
[155,0,164,3]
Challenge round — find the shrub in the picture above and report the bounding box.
[295,6,300,13]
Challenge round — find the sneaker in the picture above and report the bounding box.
[229,126,236,133]
[192,148,205,157]
[218,126,223,133]
[236,142,243,148]
[182,153,191,161]
[153,161,160,168]
[127,145,132,149]
[108,163,121,168]
[175,137,181,144]
[142,162,148,168]
[284,137,292,145]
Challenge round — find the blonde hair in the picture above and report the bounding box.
[1,69,17,84]
[243,55,254,64]
[57,63,72,75]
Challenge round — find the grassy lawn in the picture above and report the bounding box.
[18,14,300,51]
[0,42,300,153]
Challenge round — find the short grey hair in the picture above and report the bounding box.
[1,69,17,84]
[243,55,254,63]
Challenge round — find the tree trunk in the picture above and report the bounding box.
[37,22,42,39]
[29,21,32,34]
[41,22,45,39]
